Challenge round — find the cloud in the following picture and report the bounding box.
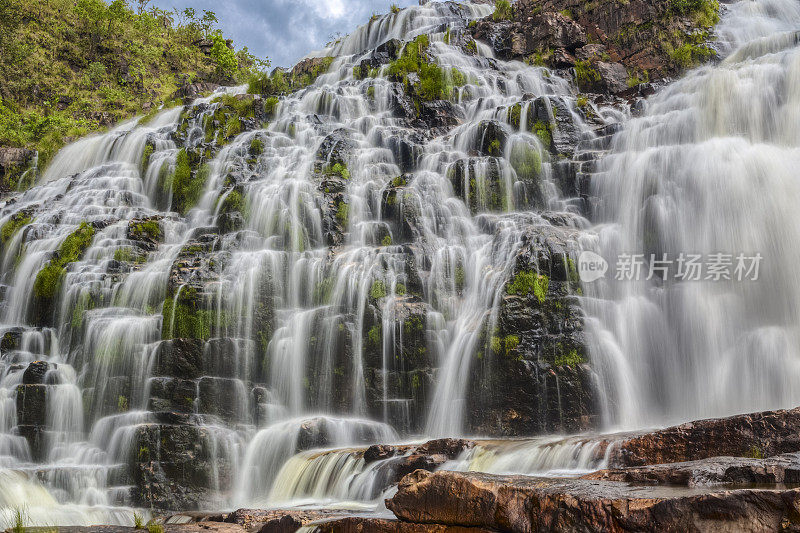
[151,0,418,67]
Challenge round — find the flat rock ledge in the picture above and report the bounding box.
[386,469,800,533]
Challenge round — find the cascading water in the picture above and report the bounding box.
[582,0,800,429]
[1,0,795,526]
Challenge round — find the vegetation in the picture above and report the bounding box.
[554,348,587,367]
[163,149,206,214]
[11,507,26,533]
[506,270,549,304]
[370,280,387,300]
[510,143,542,182]
[146,522,164,533]
[574,60,602,90]
[0,211,32,245]
[130,220,162,241]
[324,162,351,180]
[387,35,466,102]
[33,222,95,300]
[493,0,513,21]
[161,286,229,340]
[247,57,334,96]
[133,512,144,529]
[668,0,720,27]
[0,0,268,172]
[336,200,350,227]
[666,32,715,68]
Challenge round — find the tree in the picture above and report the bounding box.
[209,30,237,80]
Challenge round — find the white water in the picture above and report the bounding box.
[582,0,800,429]
[0,0,797,525]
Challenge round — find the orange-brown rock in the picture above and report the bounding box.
[386,469,800,532]
[312,517,494,533]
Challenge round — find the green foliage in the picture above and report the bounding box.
[1,212,32,245]
[554,348,587,367]
[455,264,465,291]
[325,162,351,180]
[574,59,602,89]
[133,512,144,529]
[465,40,478,55]
[130,220,162,241]
[395,282,406,296]
[250,137,264,156]
[336,200,349,227]
[506,270,549,304]
[390,4,400,14]
[744,445,764,459]
[0,0,269,176]
[117,395,128,412]
[487,139,502,156]
[669,0,720,26]
[34,222,95,300]
[667,33,715,68]
[370,280,387,300]
[168,149,206,214]
[367,325,382,347]
[146,522,164,533]
[381,235,392,246]
[493,0,513,21]
[263,96,280,118]
[140,143,155,173]
[11,507,26,533]
[209,30,238,80]
[388,35,456,102]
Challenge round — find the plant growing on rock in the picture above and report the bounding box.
[493,0,513,21]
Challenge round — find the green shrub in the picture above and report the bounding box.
[493,0,513,21]
[325,162,350,180]
[336,200,349,227]
[574,60,601,90]
[370,280,387,300]
[209,31,238,80]
[506,270,549,303]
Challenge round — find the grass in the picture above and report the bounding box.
[493,0,513,21]
[0,0,268,178]
[387,35,466,102]
[11,507,26,533]
[506,270,549,304]
[133,512,144,529]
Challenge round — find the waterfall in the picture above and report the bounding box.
[582,0,800,429]
[1,0,797,524]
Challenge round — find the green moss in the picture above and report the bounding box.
[404,315,423,335]
[510,143,542,181]
[391,175,407,187]
[367,324,382,347]
[140,144,154,174]
[574,59,602,90]
[71,291,96,328]
[667,33,715,68]
[669,0,720,27]
[161,290,230,341]
[743,445,764,459]
[168,149,207,214]
[1,212,32,245]
[33,222,95,300]
[395,283,406,296]
[117,395,128,412]
[506,270,549,303]
[250,137,264,156]
[388,35,452,102]
[213,94,256,118]
[130,220,162,242]
[490,336,502,354]
[465,40,478,55]
[370,280,387,300]
[113,247,141,263]
[381,235,392,246]
[325,162,351,180]
[504,335,520,357]
[487,139,502,156]
[455,265,465,291]
[366,85,376,99]
[336,200,349,227]
[554,349,587,367]
[493,0,513,21]
[533,120,552,148]
[264,96,280,118]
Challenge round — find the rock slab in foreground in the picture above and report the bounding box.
[311,517,494,533]
[387,469,800,533]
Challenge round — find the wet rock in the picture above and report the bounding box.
[416,100,464,131]
[585,451,800,486]
[415,438,474,458]
[466,221,598,436]
[130,423,231,510]
[0,327,23,354]
[0,146,36,193]
[387,469,800,532]
[16,384,47,426]
[364,444,399,463]
[172,81,221,101]
[596,61,630,95]
[22,360,49,384]
[608,406,800,468]
[313,517,494,532]
[154,339,204,379]
[147,377,198,414]
[474,120,508,157]
[222,508,349,533]
[198,376,248,421]
[315,129,356,169]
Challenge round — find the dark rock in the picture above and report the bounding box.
[313,517,494,532]
[596,61,630,95]
[387,469,800,532]
[0,327,23,354]
[16,384,47,426]
[607,406,800,468]
[222,508,348,533]
[22,360,49,384]
[364,444,399,463]
[153,339,204,379]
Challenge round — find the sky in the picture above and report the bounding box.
[151,0,419,67]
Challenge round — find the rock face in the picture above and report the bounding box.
[585,452,800,486]
[607,406,800,467]
[387,469,800,533]
[0,146,36,192]
[472,0,719,93]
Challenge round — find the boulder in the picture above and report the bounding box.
[22,360,49,384]
[387,469,800,532]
